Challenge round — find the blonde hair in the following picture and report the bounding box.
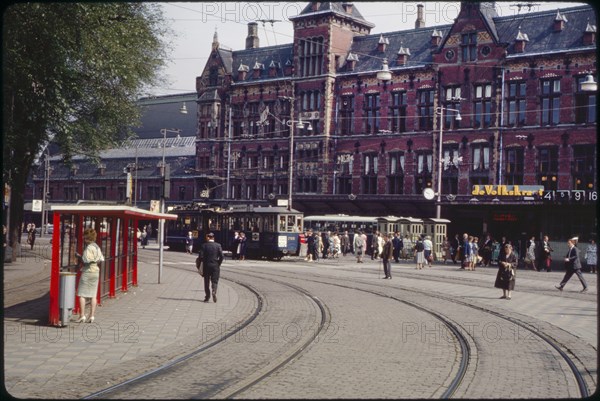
[83,228,97,242]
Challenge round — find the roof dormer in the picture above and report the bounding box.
[515,28,529,53]
[268,60,279,78]
[346,52,359,71]
[396,45,410,66]
[583,20,596,45]
[377,35,389,52]
[238,63,249,81]
[431,29,443,47]
[554,10,567,32]
[252,60,264,79]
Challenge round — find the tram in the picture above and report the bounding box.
[165,204,304,260]
[303,214,450,258]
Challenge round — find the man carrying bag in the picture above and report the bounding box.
[196,232,224,303]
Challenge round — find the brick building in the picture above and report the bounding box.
[194,2,596,241]
[28,2,596,243]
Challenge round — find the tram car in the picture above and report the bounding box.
[166,204,304,260]
[303,214,450,259]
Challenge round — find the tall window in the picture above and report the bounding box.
[473,83,492,128]
[339,96,354,135]
[443,86,462,129]
[64,186,79,201]
[364,93,380,134]
[389,91,407,133]
[572,145,595,190]
[470,143,490,187]
[301,91,321,111]
[209,67,219,86]
[575,76,596,123]
[388,152,405,194]
[362,154,378,194]
[415,152,433,194]
[537,147,558,190]
[504,148,524,185]
[179,186,186,201]
[335,154,353,194]
[471,144,490,172]
[541,78,561,125]
[507,81,526,126]
[418,90,434,130]
[299,37,324,77]
[461,32,477,62]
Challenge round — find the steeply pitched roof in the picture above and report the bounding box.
[494,5,596,55]
[231,44,294,82]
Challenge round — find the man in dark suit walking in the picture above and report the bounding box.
[556,237,588,293]
[198,232,224,302]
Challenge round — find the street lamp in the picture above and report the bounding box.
[433,106,462,219]
[158,128,181,284]
[257,103,312,211]
[41,149,51,236]
[581,74,598,92]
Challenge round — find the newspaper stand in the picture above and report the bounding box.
[423,218,451,259]
[47,204,177,326]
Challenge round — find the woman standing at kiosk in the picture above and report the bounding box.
[75,228,104,323]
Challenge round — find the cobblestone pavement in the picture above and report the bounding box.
[3,238,597,398]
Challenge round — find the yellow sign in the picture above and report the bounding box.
[472,185,544,197]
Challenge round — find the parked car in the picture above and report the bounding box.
[46,224,54,234]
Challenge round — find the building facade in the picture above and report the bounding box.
[27,2,596,244]
[194,2,597,242]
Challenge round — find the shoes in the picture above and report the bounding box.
[88,316,95,323]
[388,277,392,279]
[76,315,87,323]
[506,297,512,300]
[203,298,210,303]
[555,285,563,291]
[499,296,506,299]
[581,287,588,293]
[212,291,217,303]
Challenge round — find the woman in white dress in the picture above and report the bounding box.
[75,228,104,323]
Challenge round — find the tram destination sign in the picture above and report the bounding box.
[471,185,544,197]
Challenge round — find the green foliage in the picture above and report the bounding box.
[2,3,170,253]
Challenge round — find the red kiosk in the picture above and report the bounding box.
[47,204,177,326]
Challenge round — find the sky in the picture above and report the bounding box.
[148,1,588,96]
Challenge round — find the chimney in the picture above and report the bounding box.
[238,63,249,81]
[583,21,596,45]
[245,22,259,49]
[415,4,425,28]
[396,45,410,66]
[342,2,353,14]
[431,29,442,47]
[514,29,529,53]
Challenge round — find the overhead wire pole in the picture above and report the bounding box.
[288,84,295,211]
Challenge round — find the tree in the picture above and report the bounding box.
[2,3,170,259]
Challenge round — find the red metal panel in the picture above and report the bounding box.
[74,215,84,314]
[121,218,129,292]
[109,218,117,298]
[132,219,138,286]
[48,213,62,326]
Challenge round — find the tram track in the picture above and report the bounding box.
[84,268,329,400]
[238,265,593,398]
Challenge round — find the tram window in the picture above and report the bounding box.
[264,215,275,232]
[279,216,286,231]
[296,216,303,232]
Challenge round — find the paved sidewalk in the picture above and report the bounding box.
[3,239,254,398]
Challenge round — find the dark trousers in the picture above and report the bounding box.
[383,259,391,278]
[204,268,220,299]
[559,267,588,289]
